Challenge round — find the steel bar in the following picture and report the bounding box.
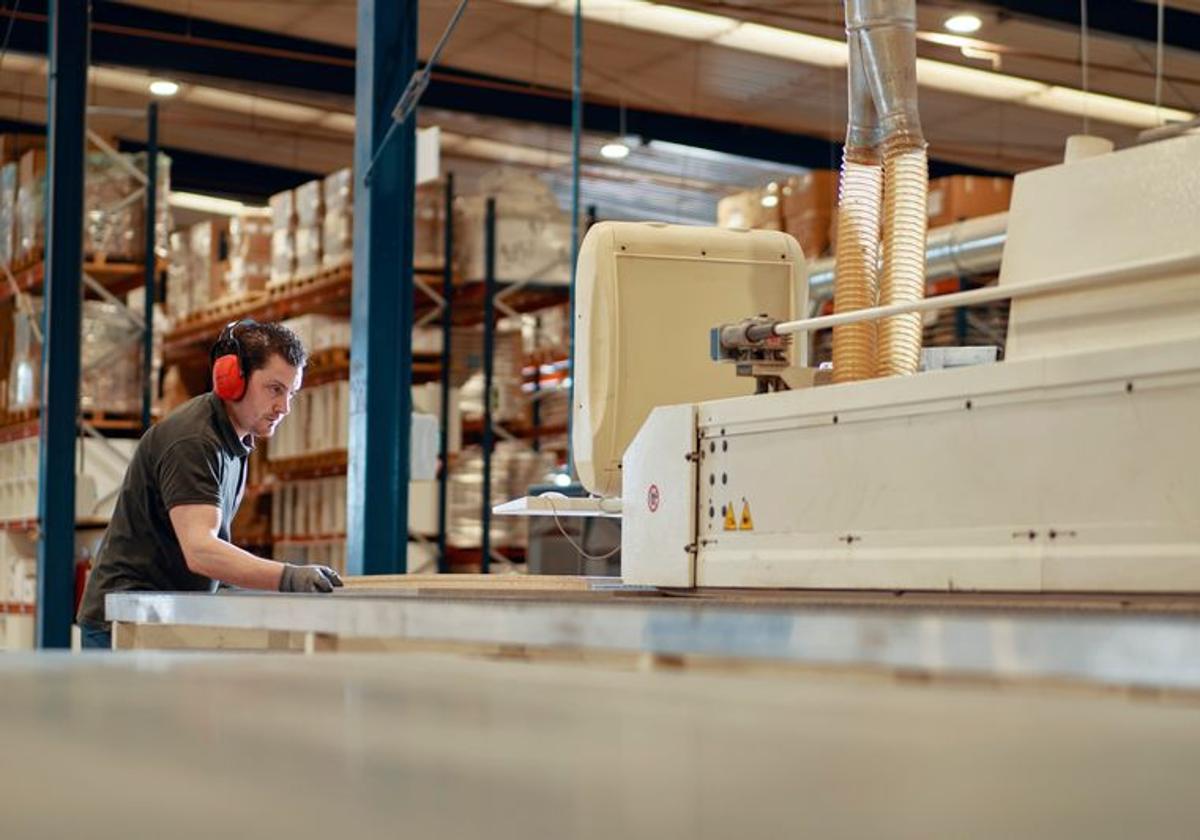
[141,102,158,431]
[347,0,418,575]
[37,0,88,648]
[480,197,497,573]
[437,173,454,574]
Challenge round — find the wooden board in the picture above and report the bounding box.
[341,573,602,592]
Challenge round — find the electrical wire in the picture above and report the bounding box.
[544,496,622,563]
[1155,0,1165,125]
[1080,0,1090,135]
[0,0,22,71]
[363,0,471,185]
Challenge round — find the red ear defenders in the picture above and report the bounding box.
[211,319,256,401]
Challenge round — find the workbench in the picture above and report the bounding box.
[104,576,1200,694]
[2,650,1199,838]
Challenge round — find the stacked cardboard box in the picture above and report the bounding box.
[225,211,271,297]
[717,186,784,232]
[269,189,297,285]
[782,170,838,259]
[927,175,1012,227]
[187,220,228,315]
[414,182,445,268]
[454,169,572,285]
[321,168,352,270]
[294,179,323,277]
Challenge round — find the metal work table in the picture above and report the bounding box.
[106,587,1200,692]
[2,651,1200,839]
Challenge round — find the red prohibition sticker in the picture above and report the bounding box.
[647,484,661,512]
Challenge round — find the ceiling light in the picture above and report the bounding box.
[601,140,631,160]
[168,191,263,216]
[944,14,983,34]
[760,193,779,208]
[148,79,179,97]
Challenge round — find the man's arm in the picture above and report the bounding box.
[169,504,286,589]
[168,504,343,592]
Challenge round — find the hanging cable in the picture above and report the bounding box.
[1155,0,1165,125]
[0,0,23,70]
[363,0,471,185]
[1080,0,1090,135]
[545,496,622,563]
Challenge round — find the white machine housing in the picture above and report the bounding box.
[620,134,1200,591]
[572,222,807,498]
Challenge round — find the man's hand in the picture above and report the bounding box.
[279,564,344,593]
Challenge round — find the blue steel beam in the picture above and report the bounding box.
[346,0,417,576]
[480,198,497,574]
[436,174,454,574]
[36,0,88,649]
[141,102,158,432]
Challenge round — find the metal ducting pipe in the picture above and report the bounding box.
[809,212,1008,301]
[832,0,928,380]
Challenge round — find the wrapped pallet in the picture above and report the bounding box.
[188,220,227,312]
[446,442,557,549]
[269,189,296,284]
[14,150,46,265]
[83,151,171,263]
[294,179,323,276]
[225,211,271,297]
[8,299,142,414]
[0,162,15,268]
[413,182,445,268]
[322,168,352,269]
[454,169,572,284]
[164,231,191,321]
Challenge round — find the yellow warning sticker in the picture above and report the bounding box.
[739,498,754,531]
[723,503,737,531]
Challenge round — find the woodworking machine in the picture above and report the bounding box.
[569,132,1200,591]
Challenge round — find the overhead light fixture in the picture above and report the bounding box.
[601,140,631,160]
[148,79,179,97]
[168,191,265,217]
[760,193,779,208]
[944,13,983,34]
[601,101,633,161]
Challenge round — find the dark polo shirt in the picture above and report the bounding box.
[77,393,252,627]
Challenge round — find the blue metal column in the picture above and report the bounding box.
[36,0,88,648]
[436,173,454,574]
[566,0,582,475]
[479,198,497,573]
[347,0,417,575]
[141,102,158,431]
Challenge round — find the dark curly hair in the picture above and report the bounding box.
[235,321,308,373]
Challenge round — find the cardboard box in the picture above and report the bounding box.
[927,175,1012,228]
[295,179,323,229]
[717,189,783,231]
[269,189,295,232]
[785,215,832,260]
[0,134,44,166]
[17,149,46,186]
[782,170,838,220]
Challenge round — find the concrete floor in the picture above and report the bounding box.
[2,651,1199,839]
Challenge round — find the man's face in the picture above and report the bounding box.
[234,354,303,439]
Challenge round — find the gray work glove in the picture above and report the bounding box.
[279,563,344,593]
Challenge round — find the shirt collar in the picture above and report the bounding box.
[209,393,254,457]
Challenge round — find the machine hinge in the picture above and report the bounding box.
[684,542,698,554]
[685,450,701,463]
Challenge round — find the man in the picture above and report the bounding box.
[77,320,343,649]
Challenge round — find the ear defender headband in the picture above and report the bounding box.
[211,319,256,401]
